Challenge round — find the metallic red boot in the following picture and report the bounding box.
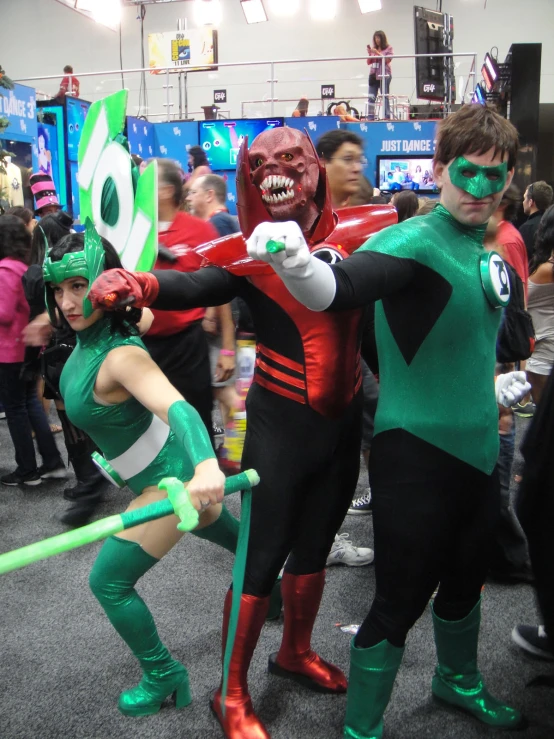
[268,571,347,693]
[212,590,271,739]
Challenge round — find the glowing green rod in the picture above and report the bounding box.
[0,470,259,576]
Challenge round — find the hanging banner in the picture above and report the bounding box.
[0,83,37,142]
[148,29,218,73]
[77,90,158,272]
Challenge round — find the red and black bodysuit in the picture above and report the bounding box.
[90,128,396,739]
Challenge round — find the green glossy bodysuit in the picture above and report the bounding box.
[357,204,502,474]
[60,317,198,492]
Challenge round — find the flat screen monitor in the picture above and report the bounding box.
[36,106,68,210]
[66,98,90,162]
[377,155,437,194]
[199,118,284,170]
[481,53,499,93]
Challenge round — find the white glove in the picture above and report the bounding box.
[246,221,312,273]
[246,221,336,311]
[495,371,531,408]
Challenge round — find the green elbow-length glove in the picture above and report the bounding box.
[167,400,216,468]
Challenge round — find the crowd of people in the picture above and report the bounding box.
[1,101,553,739]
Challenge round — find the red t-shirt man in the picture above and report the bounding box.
[496,220,529,301]
[58,66,80,99]
[147,210,218,336]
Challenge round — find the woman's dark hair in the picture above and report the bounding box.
[6,206,34,226]
[0,214,32,264]
[30,210,73,265]
[498,183,521,223]
[393,190,419,222]
[188,145,209,169]
[157,158,184,208]
[529,204,554,278]
[46,232,141,335]
[373,31,388,49]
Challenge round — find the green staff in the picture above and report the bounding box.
[0,469,259,576]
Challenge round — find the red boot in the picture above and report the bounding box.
[268,571,347,693]
[212,590,271,739]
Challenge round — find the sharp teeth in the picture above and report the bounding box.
[271,175,277,187]
[288,178,294,188]
[279,175,285,187]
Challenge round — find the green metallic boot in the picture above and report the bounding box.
[432,600,524,729]
[344,639,404,739]
[89,537,193,717]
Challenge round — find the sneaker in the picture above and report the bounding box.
[512,402,536,418]
[512,625,553,659]
[38,464,69,480]
[1,470,42,486]
[348,488,372,515]
[212,423,225,436]
[0,410,6,419]
[326,533,374,567]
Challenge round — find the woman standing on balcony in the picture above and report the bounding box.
[367,30,393,120]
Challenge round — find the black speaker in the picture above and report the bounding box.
[414,6,455,103]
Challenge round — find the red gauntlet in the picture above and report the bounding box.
[89,269,160,310]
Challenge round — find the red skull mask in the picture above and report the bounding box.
[236,127,335,243]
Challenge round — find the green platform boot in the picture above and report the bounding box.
[432,600,524,729]
[89,536,192,717]
[344,639,404,739]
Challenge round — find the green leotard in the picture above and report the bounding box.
[60,318,198,494]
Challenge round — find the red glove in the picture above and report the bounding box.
[89,269,160,310]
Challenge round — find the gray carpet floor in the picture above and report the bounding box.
[0,413,553,739]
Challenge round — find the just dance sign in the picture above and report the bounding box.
[77,90,158,271]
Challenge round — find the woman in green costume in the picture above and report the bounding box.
[42,230,239,717]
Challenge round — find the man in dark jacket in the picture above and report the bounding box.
[519,181,553,262]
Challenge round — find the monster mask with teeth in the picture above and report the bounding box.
[248,128,321,234]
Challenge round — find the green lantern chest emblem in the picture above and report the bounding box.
[480,251,510,308]
[78,90,158,272]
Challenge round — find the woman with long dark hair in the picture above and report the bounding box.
[526,204,554,405]
[0,215,64,485]
[367,30,394,120]
[23,210,109,524]
[42,230,238,717]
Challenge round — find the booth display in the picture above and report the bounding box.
[37,96,90,221]
[0,82,37,212]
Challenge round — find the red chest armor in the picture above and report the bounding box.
[196,205,396,418]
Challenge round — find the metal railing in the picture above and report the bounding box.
[15,51,477,122]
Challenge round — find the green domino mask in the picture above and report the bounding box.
[448,156,508,199]
[43,218,105,320]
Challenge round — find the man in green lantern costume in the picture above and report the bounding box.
[42,226,240,717]
[247,105,530,736]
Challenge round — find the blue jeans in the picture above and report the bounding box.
[368,75,391,120]
[0,362,62,475]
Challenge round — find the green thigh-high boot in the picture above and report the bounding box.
[89,536,191,716]
[191,505,239,553]
[432,600,524,728]
[344,639,404,739]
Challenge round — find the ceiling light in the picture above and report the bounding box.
[358,0,382,12]
[310,0,339,21]
[91,0,122,26]
[194,0,222,26]
[241,0,268,24]
[268,0,300,16]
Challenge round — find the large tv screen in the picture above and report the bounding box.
[199,118,284,170]
[66,98,90,162]
[377,155,437,194]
